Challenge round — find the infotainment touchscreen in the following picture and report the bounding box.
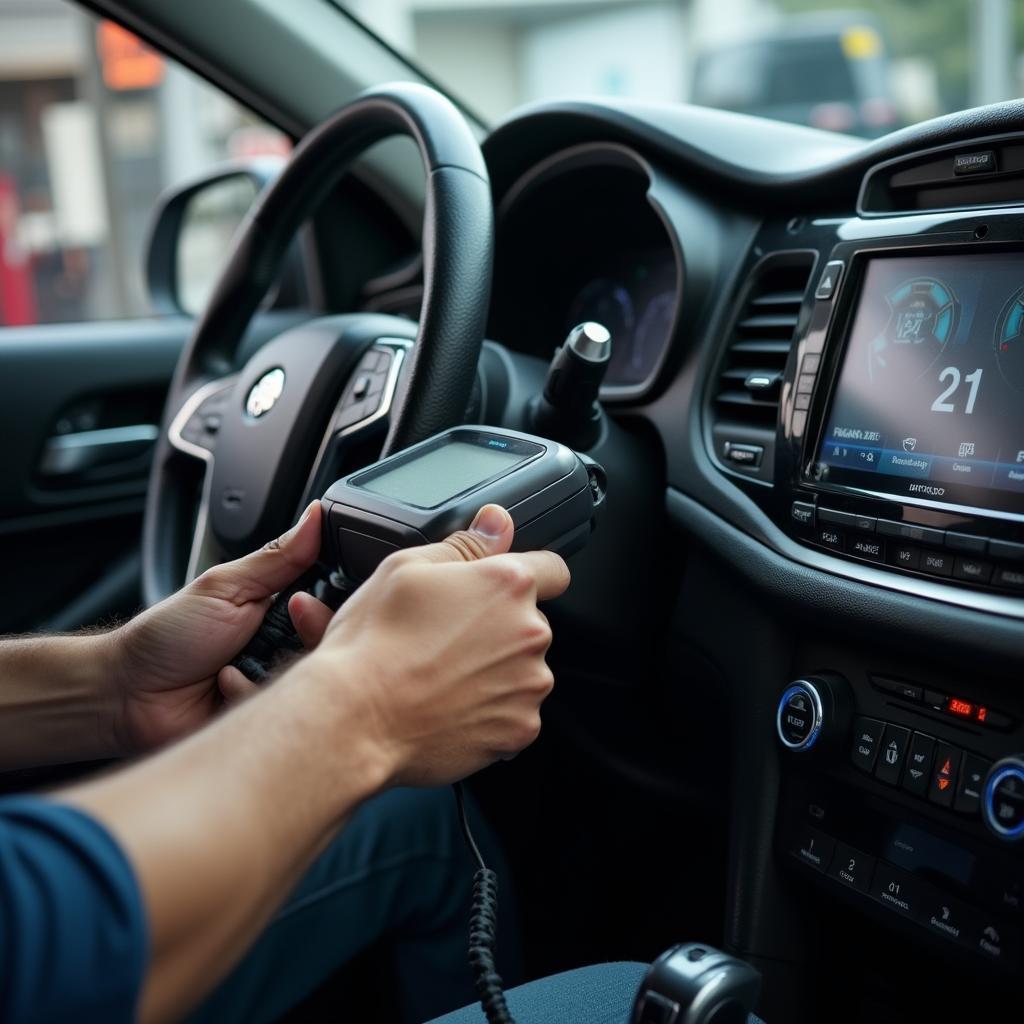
[815,253,1024,516]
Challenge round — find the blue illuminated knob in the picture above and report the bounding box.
[776,681,824,752]
[983,757,1024,842]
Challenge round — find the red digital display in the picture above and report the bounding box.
[977,706,988,723]
[947,698,974,717]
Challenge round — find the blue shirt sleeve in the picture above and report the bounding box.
[0,795,147,1023]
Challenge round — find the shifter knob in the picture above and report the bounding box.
[530,321,611,449]
[632,943,761,1024]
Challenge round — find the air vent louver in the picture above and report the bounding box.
[714,254,814,429]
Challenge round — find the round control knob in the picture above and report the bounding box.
[776,681,824,751]
[983,756,1024,842]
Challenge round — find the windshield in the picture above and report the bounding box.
[336,0,1024,138]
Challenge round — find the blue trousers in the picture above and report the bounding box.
[190,786,516,1024]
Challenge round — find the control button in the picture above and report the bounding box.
[847,535,885,562]
[928,743,962,807]
[723,442,763,468]
[923,688,947,710]
[886,543,921,571]
[993,565,1024,591]
[988,539,1024,562]
[850,716,885,773]
[903,732,936,797]
[776,682,822,751]
[970,915,1020,965]
[815,526,844,551]
[983,867,1024,918]
[351,374,371,399]
[870,862,922,919]
[945,531,987,554]
[871,675,923,702]
[794,392,811,411]
[954,753,992,815]
[796,373,816,395]
[953,556,992,584]
[920,550,953,578]
[826,841,875,893]
[874,724,911,786]
[983,758,1024,841]
[815,260,844,300]
[789,825,835,873]
[790,501,815,528]
[358,349,386,372]
[800,353,821,374]
[917,890,972,945]
[335,399,371,430]
[819,508,876,531]
[876,520,945,546]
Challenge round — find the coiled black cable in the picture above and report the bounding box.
[454,783,515,1024]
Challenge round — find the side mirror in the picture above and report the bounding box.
[145,161,282,316]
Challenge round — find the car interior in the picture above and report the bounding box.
[1,1,1023,1022]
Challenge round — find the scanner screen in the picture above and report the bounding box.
[360,439,528,508]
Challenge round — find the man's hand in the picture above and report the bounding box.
[110,502,323,754]
[295,503,571,787]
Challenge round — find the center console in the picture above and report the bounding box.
[783,231,1024,598]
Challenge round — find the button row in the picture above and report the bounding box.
[805,518,1024,592]
[815,507,1024,561]
[789,825,1019,966]
[870,675,1013,730]
[334,348,393,431]
[850,716,991,814]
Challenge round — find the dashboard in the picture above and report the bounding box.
[475,99,1024,1023]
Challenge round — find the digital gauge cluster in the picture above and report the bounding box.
[816,253,1024,515]
[565,249,677,389]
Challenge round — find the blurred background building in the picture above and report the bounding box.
[1,0,1022,326]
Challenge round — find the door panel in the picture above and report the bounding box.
[0,310,307,631]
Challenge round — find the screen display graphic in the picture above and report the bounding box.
[359,439,529,509]
[817,253,1024,515]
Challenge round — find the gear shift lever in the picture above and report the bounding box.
[529,321,611,450]
[632,943,761,1024]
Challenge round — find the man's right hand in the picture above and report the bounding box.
[295,503,570,788]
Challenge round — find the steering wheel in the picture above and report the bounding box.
[142,83,493,605]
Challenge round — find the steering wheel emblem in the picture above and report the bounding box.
[245,368,286,418]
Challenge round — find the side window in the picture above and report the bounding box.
[0,1,289,327]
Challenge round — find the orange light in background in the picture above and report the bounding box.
[96,21,164,91]
[948,698,974,718]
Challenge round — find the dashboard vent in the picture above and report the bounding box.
[714,253,814,428]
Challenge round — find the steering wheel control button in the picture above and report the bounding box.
[954,754,992,815]
[815,260,844,300]
[827,842,875,893]
[850,716,885,773]
[902,732,936,798]
[984,758,1024,841]
[790,825,835,873]
[635,991,679,1024]
[776,682,823,751]
[874,724,911,786]
[928,743,962,808]
[870,863,921,920]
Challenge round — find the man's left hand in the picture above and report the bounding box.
[110,502,326,753]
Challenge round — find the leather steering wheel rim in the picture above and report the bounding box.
[142,82,493,605]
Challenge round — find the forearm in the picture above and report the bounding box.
[60,655,389,1024]
[0,633,122,771]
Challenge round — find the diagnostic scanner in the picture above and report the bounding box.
[319,425,606,582]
